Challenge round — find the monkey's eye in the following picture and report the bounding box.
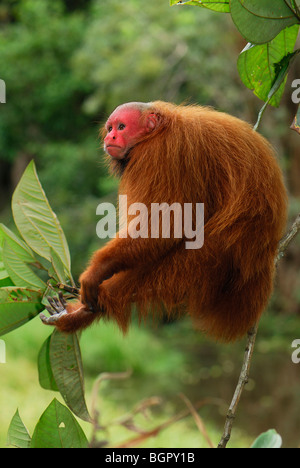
[107,126,113,132]
[118,123,126,130]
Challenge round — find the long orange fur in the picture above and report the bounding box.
[50,101,287,341]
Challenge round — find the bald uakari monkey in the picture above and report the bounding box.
[40,101,287,342]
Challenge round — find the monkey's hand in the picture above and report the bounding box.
[40,293,69,326]
[40,293,97,333]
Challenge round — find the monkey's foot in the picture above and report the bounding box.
[40,293,68,326]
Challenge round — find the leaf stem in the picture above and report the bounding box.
[284,0,300,21]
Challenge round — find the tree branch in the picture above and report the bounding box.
[277,213,300,260]
[217,325,258,448]
[218,212,300,448]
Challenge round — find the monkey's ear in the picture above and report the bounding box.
[146,113,160,132]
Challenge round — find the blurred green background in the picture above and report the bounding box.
[0,0,300,448]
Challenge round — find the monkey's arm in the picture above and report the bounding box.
[40,234,177,330]
[79,233,183,310]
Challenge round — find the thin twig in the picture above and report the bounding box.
[90,370,133,423]
[218,325,258,448]
[218,212,300,448]
[56,283,80,295]
[89,370,133,446]
[277,213,300,260]
[180,393,215,448]
[112,398,221,449]
[108,396,163,429]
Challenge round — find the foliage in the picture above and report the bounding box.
[171,0,300,132]
[0,161,195,449]
[0,0,91,158]
[8,400,88,448]
[0,0,247,281]
[251,429,282,449]
[0,0,243,165]
[0,161,92,447]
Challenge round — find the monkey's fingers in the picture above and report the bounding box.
[40,309,68,326]
[58,291,68,308]
[39,295,69,326]
[47,294,68,313]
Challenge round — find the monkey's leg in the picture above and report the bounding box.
[97,252,188,332]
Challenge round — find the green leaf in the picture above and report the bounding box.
[170,0,230,12]
[48,247,74,285]
[0,287,43,336]
[38,334,59,391]
[30,399,88,448]
[49,329,91,422]
[237,26,300,106]
[251,429,282,448]
[7,409,31,448]
[0,255,12,287]
[3,240,46,289]
[0,224,46,289]
[254,48,299,129]
[231,0,299,44]
[291,104,300,134]
[12,160,71,272]
[241,0,299,19]
[0,276,14,287]
[0,224,35,263]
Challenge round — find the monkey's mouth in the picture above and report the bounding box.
[105,144,121,151]
[105,145,123,158]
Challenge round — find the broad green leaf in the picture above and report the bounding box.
[12,160,71,272]
[0,224,35,263]
[251,429,282,448]
[0,287,43,336]
[38,334,59,391]
[30,399,88,448]
[242,0,299,19]
[231,0,299,44]
[291,104,300,134]
[50,329,91,422]
[7,410,31,448]
[238,26,299,106]
[0,225,45,289]
[3,240,46,289]
[170,0,230,12]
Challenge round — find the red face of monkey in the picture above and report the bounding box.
[104,106,158,159]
